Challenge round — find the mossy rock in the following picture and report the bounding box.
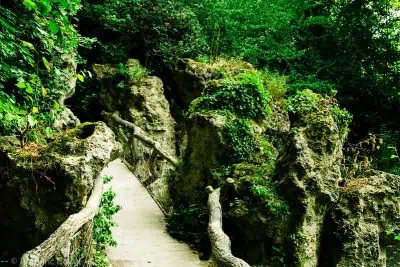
[0,121,118,256]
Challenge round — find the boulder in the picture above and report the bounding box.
[170,112,228,204]
[329,171,400,267]
[0,122,119,258]
[276,98,343,267]
[170,58,254,108]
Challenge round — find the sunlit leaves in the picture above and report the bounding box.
[21,40,35,51]
[77,73,84,82]
[23,0,38,11]
[16,81,26,89]
[42,57,51,72]
[0,0,81,143]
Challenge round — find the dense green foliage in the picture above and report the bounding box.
[183,0,302,66]
[0,0,82,145]
[191,71,271,119]
[79,0,207,65]
[286,89,353,137]
[231,163,288,217]
[223,118,256,162]
[2,0,400,172]
[166,203,209,252]
[76,0,400,147]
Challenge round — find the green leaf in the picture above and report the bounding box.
[54,101,60,110]
[391,155,398,159]
[5,113,13,121]
[45,127,53,137]
[21,41,35,51]
[27,115,36,126]
[77,74,84,82]
[26,84,33,94]
[32,107,39,114]
[42,57,51,72]
[23,0,38,10]
[16,82,26,89]
[48,20,60,34]
[37,0,52,14]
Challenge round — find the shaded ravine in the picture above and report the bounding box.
[101,159,208,267]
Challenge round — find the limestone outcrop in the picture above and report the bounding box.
[276,97,343,266]
[167,59,400,267]
[94,59,177,212]
[0,122,119,259]
[329,171,400,266]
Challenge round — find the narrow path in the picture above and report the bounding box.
[101,159,208,267]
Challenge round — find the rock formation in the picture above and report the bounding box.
[94,59,177,212]
[167,59,400,267]
[0,122,119,260]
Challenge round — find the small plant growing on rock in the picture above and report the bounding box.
[91,176,122,267]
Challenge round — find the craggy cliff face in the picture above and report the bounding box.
[0,122,118,260]
[83,58,400,266]
[166,59,400,266]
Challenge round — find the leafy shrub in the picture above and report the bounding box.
[191,71,271,119]
[166,203,209,251]
[285,89,321,114]
[0,1,81,144]
[374,128,400,175]
[288,74,336,96]
[92,176,122,266]
[128,64,149,82]
[263,71,288,100]
[183,0,302,66]
[80,0,208,66]
[330,105,353,137]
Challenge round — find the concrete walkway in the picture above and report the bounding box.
[101,159,208,267]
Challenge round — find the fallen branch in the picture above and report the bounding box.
[206,185,250,267]
[102,111,178,167]
[19,175,104,267]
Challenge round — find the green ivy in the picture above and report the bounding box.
[223,118,256,162]
[91,176,122,267]
[0,0,82,145]
[285,89,321,114]
[191,71,271,119]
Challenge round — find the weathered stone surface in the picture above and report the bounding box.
[276,102,343,267]
[0,122,118,258]
[170,59,254,108]
[256,101,290,136]
[170,112,227,204]
[58,53,78,105]
[53,107,81,131]
[94,59,177,212]
[328,171,400,267]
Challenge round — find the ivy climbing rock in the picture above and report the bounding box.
[169,59,292,265]
[0,122,119,261]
